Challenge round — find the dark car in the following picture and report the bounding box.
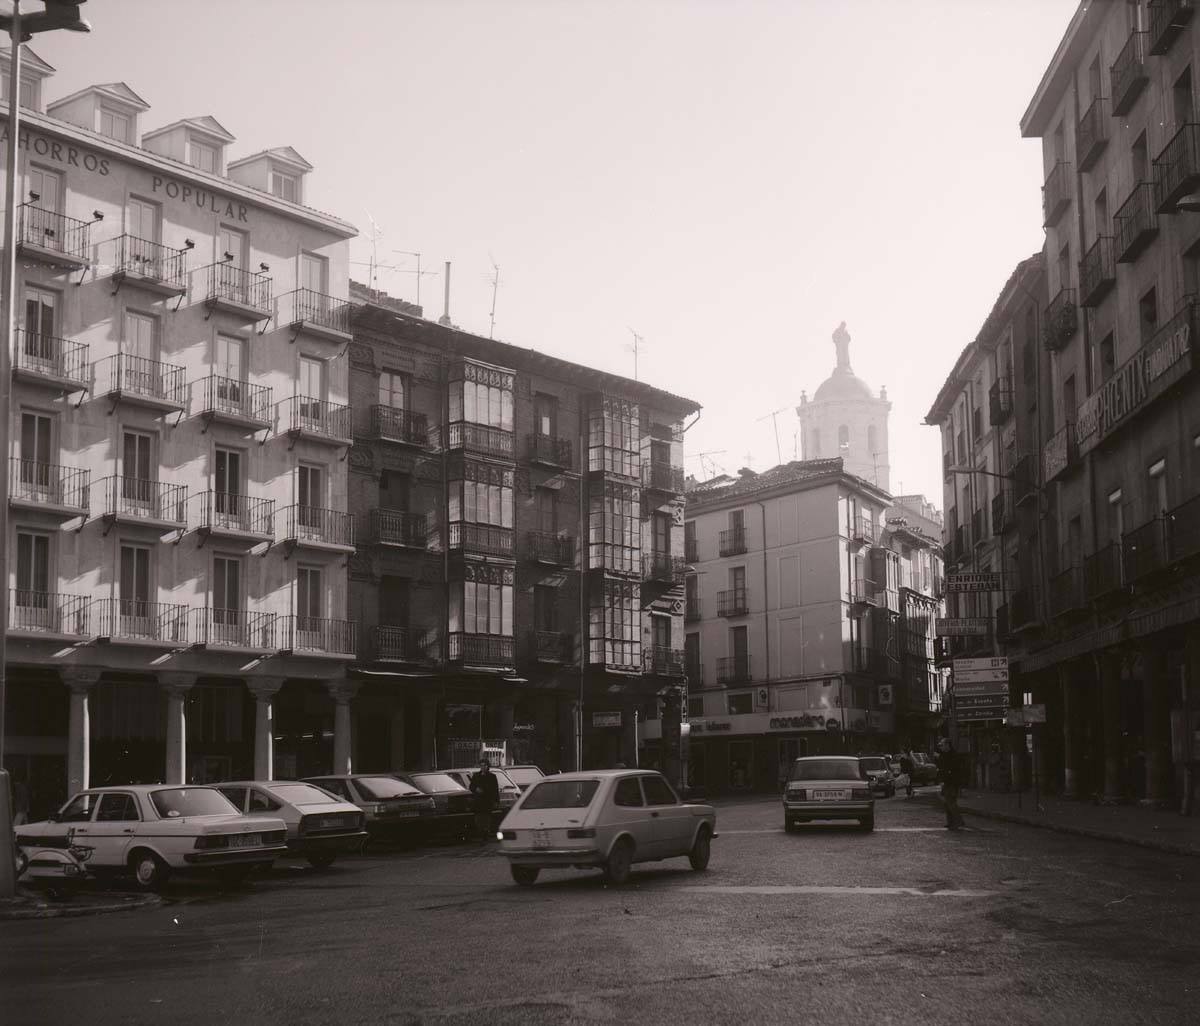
[301,774,436,843]
[446,767,522,827]
[393,772,475,840]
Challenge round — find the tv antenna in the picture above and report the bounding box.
[393,250,438,308]
[488,257,501,339]
[626,328,646,380]
[687,449,727,480]
[362,209,385,288]
[756,407,791,465]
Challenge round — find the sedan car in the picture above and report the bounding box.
[216,781,367,869]
[498,769,716,886]
[302,774,437,842]
[393,772,475,840]
[857,756,896,798]
[445,767,522,824]
[503,765,547,793]
[910,752,939,786]
[15,785,288,891]
[782,756,875,832]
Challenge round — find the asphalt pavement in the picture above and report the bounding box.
[2,794,1197,1026]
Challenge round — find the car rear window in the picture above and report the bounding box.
[521,779,600,810]
[859,758,888,771]
[788,760,864,782]
[505,767,544,786]
[408,773,466,793]
[269,783,337,806]
[355,777,423,800]
[150,788,238,818]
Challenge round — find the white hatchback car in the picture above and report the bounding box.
[498,769,716,886]
[15,784,288,891]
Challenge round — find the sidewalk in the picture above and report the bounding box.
[920,789,1200,858]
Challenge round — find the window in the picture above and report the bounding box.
[684,632,700,679]
[121,431,153,504]
[688,696,704,718]
[451,367,514,431]
[533,585,557,632]
[652,614,670,652]
[188,139,218,173]
[1093,187,1108,241]
[971,405,982,440]
[684,518,696,557]
[589,579,640,669]
[730,624,748,670]
[214,448,242,499]
[588,481,639,574]
[727,692,753,715]
[685,574,699,613]
[271,170,299,202]
[838,424,850,451]
[19,411,52,486]
[534,393,558,437]
[1107,489,1124,545]
[213,556,241,621]
[299,356,325,421]
[379,576,411,628]
[27,165,61,212]
[300,252,327,294]
[23,285,56,363]
[641,775,678,806]
[449,465,513,528]
[59,793,100,823]
[379,370,408,409]
[454,573,514,638]
[587,395,638,477]
[1099,334,1115,383]
[1087,54,1101,103]
[1133,131,1149,184]
[535,487,556,535]
[99,107,132,143]
[730,565,746,599]
[124,310,157,361]
[297,566,323,626]
[1063,375,1076,422]
[1,74,36,109]
[298,465,324,530]
[1149,459,1167,514]
[127,197,159,243]
[215,333,245,385]
[1139,287,1158,342]
[613,778,644,807]
[15,532,50,604]
[1175,66,1194,128]
[219,226,247,269]
[652,512,670,556]
[379,471,410,512]
[249,790,281,813]
[119,544,152,623]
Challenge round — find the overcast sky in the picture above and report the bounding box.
[33,0,1077,503]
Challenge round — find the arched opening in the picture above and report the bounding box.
[838,424,849,451]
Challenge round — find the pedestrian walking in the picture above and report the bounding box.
[899,750,915,799]
[469,757,501,843]
[934,738,965,830]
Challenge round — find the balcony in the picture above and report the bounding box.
[283,288,353,342]
[1043,288,1077,351]
[1048,566,1085,618]
[685,598,701,622]
[193,492,274,543]
[448,632,514,668]
[526,433,572,469]
[280,395,352,446]
[111,235,188,297]
[1168,494,1200,560]
[1010,588,1038,631]
[369,509,428,548]
[9,459,89,517]
[1153,122,1200,213]
[1114,182,1159,262]
[719,526,747,557]
[8,591,90,639]
[1149,0,1194,55]
[448,522,514,558]
[988,378,1013,426]
[190,609,277,652]
[199,375,273,430]
[642,460,684,496]
[1042,161,1072,227]
[526,530,573,565]
[1079,236,1116,307]
[716,655,752,685]
[93,599,189,647]
[643,552,687,585]
[101,477,187,530]
[370,406,429,448]
[1123,516,1169,582]
[16,204,93,268]
[95,354,187,412]
[645,646,685,677]
[991,490,1013,537]
[280,505,355,552]
[371,625,437,664]
[850,578,879,607]
[280,615,357,657]
[851,512,877,545]
[447,422,514,460]
[12,330,89,392]
[1084,542,1124,601]
[528,629,572,664]
[205,262,273,320]
[1042,422,1078,484]
[716,588,749,617]
[1077,95,1109,171]
[1111,31,1148,116]
[1012,453,1039,507]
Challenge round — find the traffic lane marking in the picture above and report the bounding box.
[718,826,965,834]
[679,885,998,897]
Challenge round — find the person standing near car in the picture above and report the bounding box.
[469,758,501,843]
[934,738,965,830]
[899,750,915,799]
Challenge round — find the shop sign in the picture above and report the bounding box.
[768,714,833,731]
[592,711,622,728]
[946,573,1002,593]
[512,722,536,733]
[936,617,991,637]
[1043,427,1070,482]
[690,720,732,732]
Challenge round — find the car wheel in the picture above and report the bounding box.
[861,815,875,832]
[307,853,337,870]
[14,847,28,878]
[510,865,539,886]
[129,849,170,892]
[688,828,712,871]
[604,839,634,885]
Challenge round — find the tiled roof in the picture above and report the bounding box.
[686,458,888,507]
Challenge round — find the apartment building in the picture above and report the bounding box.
[342,283,699,777]
[2,49,358,817]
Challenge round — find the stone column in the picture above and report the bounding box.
[419,694,439,770]
[1100,653,1123,802]
[62,670,99,796]
[620,698,639,768]
[247,678,285,781]
[1142,647,1171,807]
[1061,666,1080,798]
[161,674,197,785]
[327,682,360,776]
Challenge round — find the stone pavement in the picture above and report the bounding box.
[0,886,161,920]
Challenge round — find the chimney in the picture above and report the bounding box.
[438,260,452,327]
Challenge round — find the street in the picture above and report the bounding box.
[2,794,1197,1026]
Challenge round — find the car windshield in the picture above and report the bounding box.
[355,777,423,800]
[788,760,864,782]
[521,779,600,810]
[150,788,238,818]
[493,771,519,790]
[408,773,466,794]
[859,758,888,771]
[269,783,341,806]
[505,767,544,786]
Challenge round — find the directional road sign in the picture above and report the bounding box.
[952,681,1009,696]
[953,667,1011,684]
[953,657,1008,671]
[955,695,1009,710]
[958,708,1006,722]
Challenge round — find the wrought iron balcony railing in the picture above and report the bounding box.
[526,530,573,564]
[101,476,187,525]
[190,608,278,650]
[17,203,92,265]
[1042,161,1072,227]
[194,491,274,538]
[281,505,355,548]
[369,509,428,547]
[95,353,187,407]
[449,522,514,557]
[1123,516,1169,582]
[1111,31,1149,116]
[1077,95,1109,171]
[526,433,572,468]
[645,646,685,676]
[1080,236,1116,307]
[716,588,749,617]
[281,395,352,442]
[372,625,437,663]
[447,422,514,459]
[716,655,752,684]
[13,329,89,387]
[1114,182,1159,262]
[448,631,514,667]
[93,598,189,645]
[851,512,877,544]
[988,378,1013,426]
[1012,453,1039,507]
[1043,288,1078,351]
[1149,0,1194,55]
[1168,494,1200,561]
[642,460,684,494]
[280,615,357,656]
[370,405,429,447]
[528,629,571,663]
[201,375,273,426]
[206,261,272,315]
[8,590,90,636]
[718,526,747,557]
[643,552,686,584]
[113,234,188,293]
[9,458,89,511]
[1084,542,1124,601]
[1153,121,1200,213]
[284,288,353,337]
[850,578,879,606]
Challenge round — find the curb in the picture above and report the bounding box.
[0,891,163,921]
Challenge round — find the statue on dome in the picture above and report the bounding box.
[833,321,851,371]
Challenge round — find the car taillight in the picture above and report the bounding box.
[566,828,596,839]
[194,835,228,850]
[499,830,516,840]
[787,787,806,800]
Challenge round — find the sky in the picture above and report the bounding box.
[29,0,1078,503]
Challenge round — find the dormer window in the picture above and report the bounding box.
[0,76,37,109]
[271,171,299,202]
[188,139,218,173]
[100,106,132,143]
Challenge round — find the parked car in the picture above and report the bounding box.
[910,752,939,786]
[498,769,716,886]
[782,756,875,831]
[445,767,522,825]
[301,774,437,842]
[216,781,367,869]
[503,765,547,793]
[857,756,896,798]
[393,772,475,839]
[15,785,288,891]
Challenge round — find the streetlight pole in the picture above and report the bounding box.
[0,0,92,899]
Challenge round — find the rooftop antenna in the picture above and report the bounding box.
[363,209,384,289]
[688,449,727,480]
[488,257,500,339]
[626,328,646,381]
[756,407,790,465]
[393,250,438,308]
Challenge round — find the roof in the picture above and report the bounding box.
[1020,1,1097,138]
[228,145,313,173]
[0,44,55,75]
[813,367,875,402]
[548,769,668,780]
[143,115,235,144]
[48,81,150,113]
[685,457,892,510]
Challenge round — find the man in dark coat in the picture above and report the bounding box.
[469,758,501,842]
[934,738,966,830]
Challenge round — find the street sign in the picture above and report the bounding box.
[592,711,622,728]
[953,667,1011,684]
[946,572,1003,593]
[952,679,1009,695]
[953,657,1009,672]
[935,617,992,637]
[1023,704,1046,723]
[957,708,1006,722]
[955,695,1009,709]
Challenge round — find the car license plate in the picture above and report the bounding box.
[812,790,850,801]
[533,829,551,849]
[394,809,418,818]
[317,817,341,829]
[228,833,261,849]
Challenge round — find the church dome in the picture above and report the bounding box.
[811,321,876,402]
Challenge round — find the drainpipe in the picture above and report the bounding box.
[755,501,769,687]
